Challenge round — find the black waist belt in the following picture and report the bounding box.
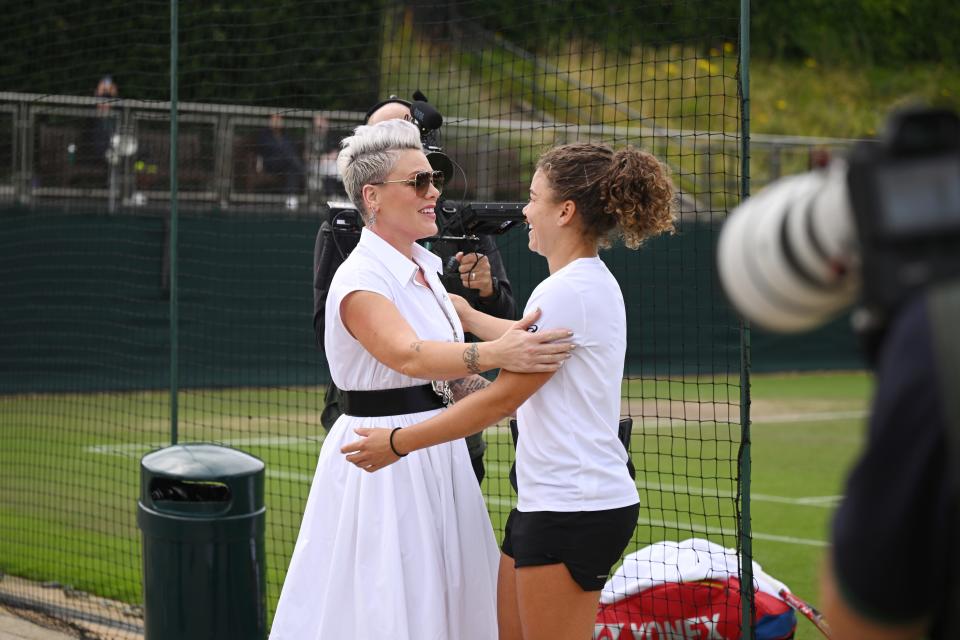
[340,384,445,417]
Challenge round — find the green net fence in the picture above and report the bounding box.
[1,1,755,637]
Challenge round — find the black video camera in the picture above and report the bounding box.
[409,96,454,180]
[431,201,526,296]
[437,200,527,237]
[435,200,525,294]
[848,108,960,325]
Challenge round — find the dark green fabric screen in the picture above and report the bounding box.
[0,205,861,396]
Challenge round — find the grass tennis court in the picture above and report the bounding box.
[0,371,871,638]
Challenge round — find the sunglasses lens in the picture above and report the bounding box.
[432,171,444,192]
[414,171,444,196]
[414,172,430,196]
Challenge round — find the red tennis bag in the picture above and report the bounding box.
[594,539,797,640]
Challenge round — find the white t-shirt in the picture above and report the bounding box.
[515,256,639,512]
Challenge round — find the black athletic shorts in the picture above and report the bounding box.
[501,503,640,591]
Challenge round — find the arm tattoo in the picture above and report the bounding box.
[410,340,423,353]
[449,374,491,402]
[463,343,481,374]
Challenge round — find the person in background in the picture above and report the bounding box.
[256,112,305,207]
[342,141,676,640]
[306,114,344,201]
[90,76,118,164]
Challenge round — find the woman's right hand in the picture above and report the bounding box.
[490,308,575,373]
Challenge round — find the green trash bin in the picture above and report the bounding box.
[137,443,266,640]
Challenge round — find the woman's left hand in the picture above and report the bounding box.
[341,427,401,472]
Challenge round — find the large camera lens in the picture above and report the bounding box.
[717,163,860,332]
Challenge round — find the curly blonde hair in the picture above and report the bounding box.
[536,143,676,249]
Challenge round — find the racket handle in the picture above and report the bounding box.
[779,589,832,639]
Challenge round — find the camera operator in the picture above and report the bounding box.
[718,106,960,640]
[320,95,517,485]
[821,286,956,639]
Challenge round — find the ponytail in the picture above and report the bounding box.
[536,143,675,248]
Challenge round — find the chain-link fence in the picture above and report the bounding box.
[1,1,760,636]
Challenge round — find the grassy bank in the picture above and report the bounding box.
[751,58,960,138]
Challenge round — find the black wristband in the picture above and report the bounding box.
[389,427,408,457]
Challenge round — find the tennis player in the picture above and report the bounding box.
[269,119,575,640]
[342,141,676,640]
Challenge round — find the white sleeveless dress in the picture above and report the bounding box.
[269,229,499,640]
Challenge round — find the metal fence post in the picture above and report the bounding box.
[169,0,180,444]
[738,1,756,638]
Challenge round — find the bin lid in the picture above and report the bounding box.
[140,444,266,517]
[141,443,264,480]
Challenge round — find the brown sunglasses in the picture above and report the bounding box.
[370,170,444,197]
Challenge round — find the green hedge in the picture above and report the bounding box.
[3,0,953,112]
[2,0,383,109]
[455,0,957,65]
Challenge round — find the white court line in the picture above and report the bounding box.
[629,409,867,430]
[268,469,314,483]
[754,409,866,424]
[86,441,830,548]
[486,408,867,434]
[633,516,828,548]
[635,479,841,509]
[88,439,842,508]
[483,462,841,509]
[83,406,864,457]
[85,435,325,457]
[483,495,828,548]
[85,410,842,548]
[258,473,829,548]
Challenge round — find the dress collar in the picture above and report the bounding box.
[358,227,443,286]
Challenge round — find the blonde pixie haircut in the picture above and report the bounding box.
[337,119,422,222]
